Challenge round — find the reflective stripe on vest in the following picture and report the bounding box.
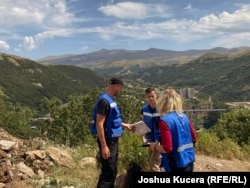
[143,112,160,117]
[177,143,194,153]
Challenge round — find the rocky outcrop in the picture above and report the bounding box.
[0,128,96,188]
[0,128,249,188]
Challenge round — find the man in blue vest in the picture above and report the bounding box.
[141,87,161,172]
[90,77,134,188]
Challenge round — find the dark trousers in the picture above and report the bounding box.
[171,162,194,172]
[97,139,118,188]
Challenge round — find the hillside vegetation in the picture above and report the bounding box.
[0,49,249,187]
[130,51,250,104]
[1,49,250,110]
[37,47,250,73]
[0,88,249,188]
[0,53,105,109]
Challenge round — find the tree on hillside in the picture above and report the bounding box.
[211,107,250,146]
[0,96,39,139]
[42,89,100,146]
[42,88,144,147]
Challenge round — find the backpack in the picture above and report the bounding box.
[126,162,142,188]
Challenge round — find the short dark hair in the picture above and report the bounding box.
[145,87,155,94]
[109,77,123,86]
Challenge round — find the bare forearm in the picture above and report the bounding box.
[150,142,167,153]
[122,122,135,131]
[97,125,107,147]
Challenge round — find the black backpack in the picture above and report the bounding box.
[126,162,142,188]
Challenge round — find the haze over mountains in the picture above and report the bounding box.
[37,46,250,75]
[37,46,250,64]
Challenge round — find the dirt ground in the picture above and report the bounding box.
[2,154,249,188]
[0,128,249,188]
[194,154,250,172]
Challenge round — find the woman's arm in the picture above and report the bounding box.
[150,120,172,153]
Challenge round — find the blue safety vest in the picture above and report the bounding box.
[160,153,171,172]
[90,93,123,141]
[142,104,160,142]
[160,112,195,169]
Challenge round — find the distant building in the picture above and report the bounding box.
[199,97,213,109]
[225,102,250,109]
[180,88,196,99]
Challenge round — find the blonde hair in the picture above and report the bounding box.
[156,88,183,116]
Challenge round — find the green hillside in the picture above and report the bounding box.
[1,50,250,109]
[129,52,250,104]
[0,53,105,109]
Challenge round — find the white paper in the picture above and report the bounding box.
[131,121,151,136]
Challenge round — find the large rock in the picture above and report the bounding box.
[46,147,75,168]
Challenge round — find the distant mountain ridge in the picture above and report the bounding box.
[37,46,250,75]
[133,51,250,104]
[37,54,77,61]
[1,46,250,109]
[37,46,250,63]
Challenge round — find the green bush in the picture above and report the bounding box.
[212,107,250,146]
[196,130,249,160]
[119,130,149,171]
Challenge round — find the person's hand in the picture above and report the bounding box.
[123,123,136,132]
[142,137,147,144]
[149,142,158,151]
[130,124,136,132]
[101,146,110,160]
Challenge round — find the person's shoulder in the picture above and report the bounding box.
[98,99,109,107]
[100,98,109,103]
[181,112,189,118]
[99,93,113,101]
[142,103,150,108]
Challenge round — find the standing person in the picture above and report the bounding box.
[141,87,161,172]
[90,77,134,188]
[150,88,197,172]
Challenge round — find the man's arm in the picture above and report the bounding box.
[96,114,110,159]
[96,99,110,160]
[96,114,107,147]
[140,109,147,143]
[122,122,134,131]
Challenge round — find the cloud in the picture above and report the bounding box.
[80,45,89,51]
[183,3,199,14]
[1,0,250,58]
[95,3,250,44]
[21,29,73,50]
[0,0,78,51]
[75,2,250,48]
[23,37,36,50]
[0,41,10,50]
[98,2,171,19]
[211,32,250,48]
[0,0,77,28]
[192,4,250,35]
[0,0,81,55]
[184,4,193,11]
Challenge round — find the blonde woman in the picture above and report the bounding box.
[149,88,197,172]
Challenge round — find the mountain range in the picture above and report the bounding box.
[1,46,250,109]
[37,46,250,76]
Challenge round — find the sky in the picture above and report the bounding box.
[0,0,250,60]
